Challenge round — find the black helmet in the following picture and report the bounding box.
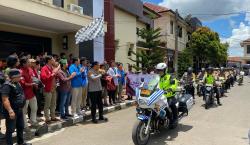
[187,67,193,74]
[207,67,213,72]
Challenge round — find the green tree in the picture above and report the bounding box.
[187,27,228,68]
[130,28,165,72]
[178,48,193,78]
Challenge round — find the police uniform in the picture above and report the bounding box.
[1,69,29,145]
[205,74,221,105]
[159,73,178,123]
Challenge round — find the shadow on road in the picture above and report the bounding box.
[148,123,193,145]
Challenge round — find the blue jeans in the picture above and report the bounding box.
[59,91,71,117]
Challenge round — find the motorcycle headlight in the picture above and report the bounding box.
[138,98,147,106]
[206,86,212,91]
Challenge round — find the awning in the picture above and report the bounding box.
[0,0,96,33]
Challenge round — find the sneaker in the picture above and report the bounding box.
[99,117,108,122]
[23,143,32,145]
[51,118,60,122]
[61,116,68,120]
[73,114,79,118]
[65,114,73,117]
[92,119,98,124]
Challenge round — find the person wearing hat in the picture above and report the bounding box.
[1,69,31,145]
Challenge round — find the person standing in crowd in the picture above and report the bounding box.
[69,57,84,118]
[40,56,60,124]
[19,57,38,129]
[1,69,31,145]
[88,61,108,123]
[57,60,76,119]
[0,59,6,139]
[4,55,20,79]
[30,59,44,117]
[126,64,134,100]
[80,57,88,111]
[117,63,126,102]
[100,64,108,106]
[107,61,120,102]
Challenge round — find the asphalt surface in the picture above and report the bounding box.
[31,77,250,145]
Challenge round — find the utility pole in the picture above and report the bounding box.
[174,9,179,74]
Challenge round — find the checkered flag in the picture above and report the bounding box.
[75,15,104,44]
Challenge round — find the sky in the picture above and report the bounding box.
[143,0,250,57]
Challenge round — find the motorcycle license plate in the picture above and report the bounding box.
[141,89,151,96]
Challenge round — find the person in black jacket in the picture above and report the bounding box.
[1,69,31,145]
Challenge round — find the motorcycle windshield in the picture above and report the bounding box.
[140,75,160,97]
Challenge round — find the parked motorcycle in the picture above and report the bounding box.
[204,84,214,109]
[132,75,194,145]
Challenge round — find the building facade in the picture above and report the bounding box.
[0,0,105,61]
[104,0,156,70]
[144,3,197,70]
[240,38,250,64]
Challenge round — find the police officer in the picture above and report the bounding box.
[1,69,32,145]
[181,67,195,99]
[196,68,207,97]
[156,63,178,125]
[204,67,222,106]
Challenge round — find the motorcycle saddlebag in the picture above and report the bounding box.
[178,94,194,112]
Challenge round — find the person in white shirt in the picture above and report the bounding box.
[107,61,120,102]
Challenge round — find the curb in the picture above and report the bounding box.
[0,100,135,144]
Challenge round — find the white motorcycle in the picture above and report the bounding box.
[132,75,194,145]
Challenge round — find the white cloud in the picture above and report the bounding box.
[221,22,250,56]
[159,0,250,21]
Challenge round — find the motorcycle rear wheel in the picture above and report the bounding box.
[132,120,150,145]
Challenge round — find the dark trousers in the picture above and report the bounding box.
[108,90,116,104]
[89,91,104,120]
[4,109,24,145]
[36,89,44,115]
[214,87,221,104]
[185,85,195,99]
[167,97,178,122]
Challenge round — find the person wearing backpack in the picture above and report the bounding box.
[1,69,31,145]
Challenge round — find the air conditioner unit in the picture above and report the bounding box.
[68,4,83,15]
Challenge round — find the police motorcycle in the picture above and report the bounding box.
[132,75,194,145]
[196,78,205,97]
[238,71,244,85]
[214,76,225,98]
[204,83,214,109]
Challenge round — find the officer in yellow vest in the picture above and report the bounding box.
[156,63,178,124]
[204,67,222,106]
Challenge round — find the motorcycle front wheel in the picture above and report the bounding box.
[132,120,150,145]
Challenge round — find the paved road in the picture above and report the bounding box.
[31,77,250,145]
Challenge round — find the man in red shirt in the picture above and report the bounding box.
[19,57,38,128]
[40,55,60,123]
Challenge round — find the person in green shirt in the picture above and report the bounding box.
[204,67,222,106]
[156,63,178,124]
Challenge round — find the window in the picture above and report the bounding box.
[170,21,174,34]
[178,26,183,38]
[247,45,250,54]
[53,0,64,8]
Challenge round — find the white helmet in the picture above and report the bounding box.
[156,63,167,70]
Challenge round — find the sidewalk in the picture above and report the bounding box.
[0,99,135,144]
